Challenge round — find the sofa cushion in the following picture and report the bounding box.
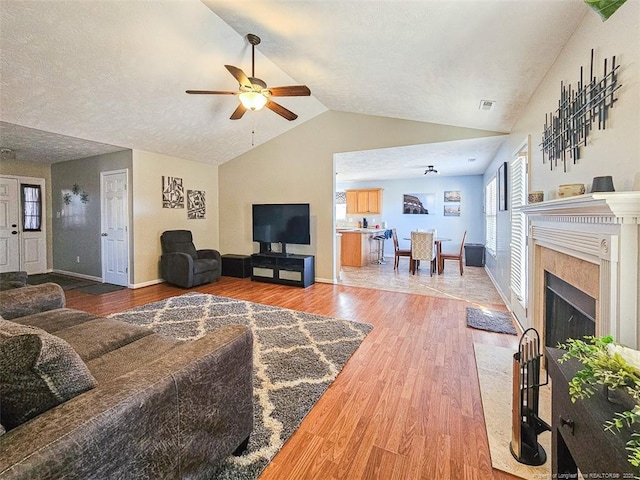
[0,319,97,430]
[53,318,154,361]
[13,308,98,334]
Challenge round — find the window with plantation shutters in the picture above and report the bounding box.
[510,154,527,307]
[485,176,497,256]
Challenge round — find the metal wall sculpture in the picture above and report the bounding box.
[541,49,621,171]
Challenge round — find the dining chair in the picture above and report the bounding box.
[391,228,411,270]
[440,230,467,275]
[410,231,435,275]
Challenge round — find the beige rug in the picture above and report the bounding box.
[474,343,552,479]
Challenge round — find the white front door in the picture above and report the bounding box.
[101,170,129,286]
[0,177,20,273]
[0,176,47,274]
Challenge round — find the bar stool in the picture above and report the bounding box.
[371,229,391,264]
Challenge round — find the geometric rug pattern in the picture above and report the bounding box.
[109,293,373,479]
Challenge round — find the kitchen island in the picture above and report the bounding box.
[338,228,386,267]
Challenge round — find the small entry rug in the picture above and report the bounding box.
[28,273,95,291]
[77,283,126,295]
[474,343,551,479]
[108,293,373,479]
[466,307,517,335]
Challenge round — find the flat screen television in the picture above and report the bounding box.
[252,203,310,254]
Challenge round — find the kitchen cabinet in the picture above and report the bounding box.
[339,229,385,267]
[346,189,382,214]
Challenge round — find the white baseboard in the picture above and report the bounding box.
[53,269,102,283]
[130,278,165,289]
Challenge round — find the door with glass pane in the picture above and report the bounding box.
[0,177,20,273]
[21,182,47,274]
[0,176,46,274]
[510,139,529,328]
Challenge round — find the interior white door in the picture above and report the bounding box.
[0,177,20,273]
[101,170,129,286]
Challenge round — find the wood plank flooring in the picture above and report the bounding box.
[65,276,521,479]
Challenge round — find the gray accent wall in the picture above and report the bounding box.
[51,150,133,278]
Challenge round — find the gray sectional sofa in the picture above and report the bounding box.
[0,283,253,479]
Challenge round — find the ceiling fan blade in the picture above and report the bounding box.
[185,90,238,95]
[268,85,311,97]
[230,103,247,120]
[225,65,253,89]
[266,100,298,121]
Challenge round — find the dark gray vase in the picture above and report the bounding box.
[591,176,615,192]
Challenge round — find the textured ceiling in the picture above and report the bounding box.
[0,0,588,180]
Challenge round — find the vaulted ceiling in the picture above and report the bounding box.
[0,0,588,179]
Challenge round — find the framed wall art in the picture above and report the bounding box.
[162,176,184,208]
[444,205,461,217]
[403,193,435,214]
[187,190,206,219]
[444,190,461,203]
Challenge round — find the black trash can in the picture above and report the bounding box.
[464,243,485,267]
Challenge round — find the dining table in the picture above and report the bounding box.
[404,235,451,274]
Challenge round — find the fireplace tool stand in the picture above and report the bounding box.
[510,328,551,466]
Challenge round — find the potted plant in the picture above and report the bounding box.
[558,335,640,475]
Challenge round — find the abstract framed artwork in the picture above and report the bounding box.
[187,190,206,219]
[162,176,184,208]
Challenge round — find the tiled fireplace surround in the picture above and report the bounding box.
[521,193,640,349]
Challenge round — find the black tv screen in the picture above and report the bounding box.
[252,203,311,245]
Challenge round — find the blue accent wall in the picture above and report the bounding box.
[337,175,484,254]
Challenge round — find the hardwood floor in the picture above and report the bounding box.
[65,276,521,479]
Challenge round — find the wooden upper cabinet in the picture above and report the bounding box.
[346,188,382,214]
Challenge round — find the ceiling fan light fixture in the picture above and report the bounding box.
[424,165,438,175]
[239,91,267,111]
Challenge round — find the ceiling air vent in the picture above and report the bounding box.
[479,100,496,111]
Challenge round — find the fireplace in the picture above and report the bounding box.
[521,192,640,349]
[544,272,595,348]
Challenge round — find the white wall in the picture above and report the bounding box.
[132,150,219,286]
[485,1,640,310]
[337,175,484,254]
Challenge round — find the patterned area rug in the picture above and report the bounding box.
[108,293,373,479]
[466,307,517,335]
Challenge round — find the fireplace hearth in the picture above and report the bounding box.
[545,272,595,348]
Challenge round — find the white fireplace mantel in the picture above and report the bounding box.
[520,192,640,348]
[520,192,640,220]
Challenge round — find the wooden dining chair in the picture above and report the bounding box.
[440,231,467,275]
[410,231,435,275]
[391,228,411,270]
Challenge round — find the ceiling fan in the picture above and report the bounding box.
[186,34,311,121]
[424,165,439,175]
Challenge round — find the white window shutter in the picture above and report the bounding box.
[510,154,527,306]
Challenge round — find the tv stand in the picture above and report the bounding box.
[251,253,315,288]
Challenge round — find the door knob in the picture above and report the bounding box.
[11,224,17,228]
[11,231,18,235]
[101,233,108,236]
